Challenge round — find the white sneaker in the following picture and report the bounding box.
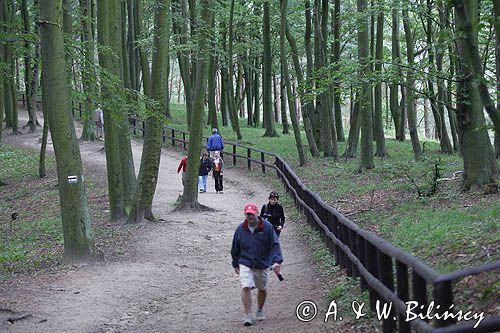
[243,314,254,326]
[256,309,266,321]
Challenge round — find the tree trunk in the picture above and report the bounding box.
[304,0,319,148]
[207,25,219,131]
[253,56,261,127]
[178,0,214,209]
[402,6,421,161]
[262,1,278,137]
[332,0,345,142]
[423,97,431,138]
[280,0,306,165]
[280,67,289,134]
[127,0,138,91]
[343,100,361,158]
[272,74,279,123]
[428,0,453,154]
[0,2,4,144]
[40,0,95,262]
[3,0,17,134]
[80,0,96,141]
[390,0,403,141]
[128,0,170,223]
[97,0,127,219]
[285,21,320,157]
[226,0,243,139]
[21,0,37,132]
[494,0,500,158]
[357,0,374,170]
[374,5,387,157]
[314,0,333,156]
[454,0,496,189]
[453,0,500,136]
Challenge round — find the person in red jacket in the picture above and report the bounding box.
[177,155,188,186]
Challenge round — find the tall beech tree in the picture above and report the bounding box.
[40,0,95,262]
[357,0,374,171]
[128,0,171,223]
[262,0,278,137]
[453,0,497,189]
[177,0,214,210]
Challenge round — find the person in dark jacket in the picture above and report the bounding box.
[260,191,286,236]
[207,128,224,158]
[198,151,212,193]
[231,203,283,326]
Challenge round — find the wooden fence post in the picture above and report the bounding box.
[396,261,410,333]
[261,152,265,173]
[433,280,455,327]
[378,252,395,333]
[233,145,237,166]
[247,148,251,170]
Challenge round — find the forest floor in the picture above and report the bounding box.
[0,110,382,332]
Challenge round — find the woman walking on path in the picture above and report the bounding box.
[212,151,224,193]
[260,192,286,236]
[198,152,212,193]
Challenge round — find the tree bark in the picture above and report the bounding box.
[332,0,345,142]
[178,0,214,209]
[374,5,387,157]
[262,0,278,137]
[453,0,500,136]
[402,5,421,161]
[97,0,127,219]
[357,0,374,171]
[80,0,96,141]
[390,0,404,141]
[343,100,361,158]
[453,0,496,189]
[40,0,95,262]
[494,0,500,158]
[285,22,319,157]
[128,0,170,223]
[280,0,306,165]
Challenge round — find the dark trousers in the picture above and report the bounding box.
[213,171,223,191]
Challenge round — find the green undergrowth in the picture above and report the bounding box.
[167,103,499,273]
[0,144,132,280]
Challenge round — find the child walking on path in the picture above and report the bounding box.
[212,151,224,193]
[198,152,212,193]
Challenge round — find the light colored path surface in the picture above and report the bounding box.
[1,111,333,332]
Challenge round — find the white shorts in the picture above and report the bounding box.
[239,264,269,291]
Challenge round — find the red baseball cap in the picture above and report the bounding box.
[244,203,259,215]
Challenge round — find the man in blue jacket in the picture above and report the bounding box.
[207,128,224,158]
[231,203,283,326]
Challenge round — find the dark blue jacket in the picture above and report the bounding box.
[207,134,224,151]
[231,217,283,269]
[199,158,212,176]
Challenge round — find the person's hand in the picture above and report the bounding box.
[272,263,281,275]
[234,267,240,275]
[277,225,283,231]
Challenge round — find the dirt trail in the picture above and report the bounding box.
[1,111,333,332]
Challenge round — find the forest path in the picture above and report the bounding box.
[0,111,333,333]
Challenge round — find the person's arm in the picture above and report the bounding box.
[270,227,283,273]
[207,136,212,151]
[231,229,241,273]
[221,158,224,174]
[177,160,183,173]
[221,138,224,150]
[280,205,286,227]
[100,110,104,124]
